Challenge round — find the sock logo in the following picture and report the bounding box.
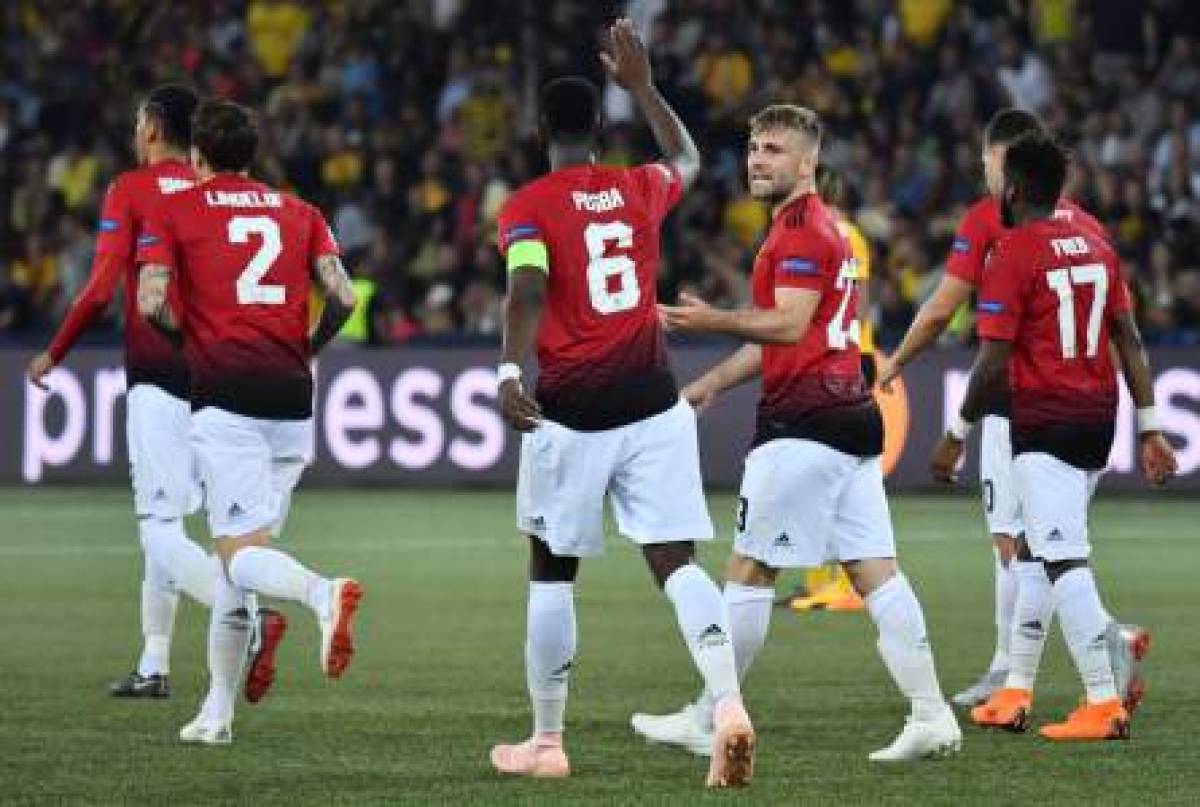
[529,515,546,530]
[1046,528,1064,542]
[698,623,729,648]
[154,488,166,501]
[549,659,573,683]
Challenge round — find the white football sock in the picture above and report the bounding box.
[866,572,948,721]
[694,580,774,730]
[201,563,251,725]
[989,547,1016,673]
[140,516,214,607]
[525,582,575,735]
[1006,560,1054,691]
[137,557,177,677]
[1053,567,1118,703]
[227,545,326,616]
[665,565,740,702]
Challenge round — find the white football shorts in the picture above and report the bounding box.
[980,415,1024,537]
[190,406,312,538]
[126,383,201,519]
[516,397,714,557]
[733,437,895,569]
[1013,451,1103,563]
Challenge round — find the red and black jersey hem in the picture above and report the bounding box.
[127,365,190,401]
[1011,422,1115,470]
[751,398,884,458]
[537,368,678,432]
[191,375,313,421]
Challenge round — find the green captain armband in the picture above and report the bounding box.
[506,240,549,274]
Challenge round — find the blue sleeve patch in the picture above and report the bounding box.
[137,234,160,247]
[952,237,971,254]
[98,218,118,233]
[977,300,1005,314]
[503,224,540,243]
[778,257,818,276]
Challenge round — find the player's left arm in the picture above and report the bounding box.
[310,253,356,353]
[1111,310,1177,485]
[659,287,820,344]
[135,263,182,347]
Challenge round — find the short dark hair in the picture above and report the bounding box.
[1003,132,1068,209]
[143,84,199,150]
[983,108,1045,147]
[192,99,258,172]
[539,77,601,144]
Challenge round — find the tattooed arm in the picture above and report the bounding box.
[310,253,357,353]
[136,263,182,347]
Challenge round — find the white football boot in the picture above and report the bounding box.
[869,706,962,762]
[631,702,714,757]
[179,714,233,746]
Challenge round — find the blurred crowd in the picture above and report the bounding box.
[1,0,1199,348]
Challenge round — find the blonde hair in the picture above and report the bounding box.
[748,104,822,145]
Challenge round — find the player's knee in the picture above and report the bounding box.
[725,553,776,587]
[842,556,897,596]
[993,533,1017,566]
[642,541,696,588]
[1014,535,1034,561]
[1042,557,1088,583]
[213,529,273,567]
[528,535,579,583]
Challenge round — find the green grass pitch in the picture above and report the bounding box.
[2,487,1198,804]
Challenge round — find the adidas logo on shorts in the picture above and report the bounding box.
[228,502,244,519]
[1047,528,1064,542]
[774,532,791,546]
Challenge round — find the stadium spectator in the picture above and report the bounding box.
[0,0,1197,349]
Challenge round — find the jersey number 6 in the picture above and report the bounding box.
[584,221,639,315]
[230,216,285,305]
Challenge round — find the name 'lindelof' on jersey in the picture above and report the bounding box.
[751,191,882,458]
[135,173,340,420]
[496,161,684,431]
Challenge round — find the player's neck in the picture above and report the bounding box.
[548,143,595,171]
[771,178,817,219]
[145,147,185,167]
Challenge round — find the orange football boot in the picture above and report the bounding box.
[970,687,1033,732]
[1040,699,1130,741]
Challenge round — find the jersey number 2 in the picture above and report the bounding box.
[826,258,861,350]
[1046,263,1107,359]
[230,216,285,305]
[584,221,639,315]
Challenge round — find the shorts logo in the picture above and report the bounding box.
[778,257,818,276]
[952,237,971,254]
[697,624,729,648]
[1046,527,1063,542]
[528,515,546,530]
[228,502,244,519]
[977,300,1005,314]
[98,218,118,233]
[774,532,791,546]
[154,488,166,501]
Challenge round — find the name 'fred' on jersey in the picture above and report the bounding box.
[496,163,684,431]
[136,174,339,420]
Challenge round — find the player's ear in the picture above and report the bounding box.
[189,145,203,171]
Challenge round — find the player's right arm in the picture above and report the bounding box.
[601,17,700,189]
[133,208,182,347]
[683,343,762,414]
[496,204,547,432]
[28,179,132,389]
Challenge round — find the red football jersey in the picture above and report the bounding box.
[976,216,1131,468]
[496,162,681,430]
[750,193,880,455]
[945,195,1108,287]
[136,174,339,419]
[49,159,196,396]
